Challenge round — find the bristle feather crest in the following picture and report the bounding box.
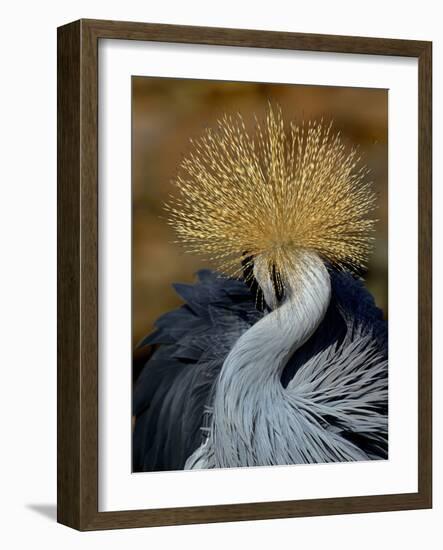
[165,105,376,281]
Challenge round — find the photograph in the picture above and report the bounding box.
[1,0,435,540]
[131,77,389,472]
[54,14,432,533]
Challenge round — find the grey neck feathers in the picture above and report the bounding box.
[210,252,331,467]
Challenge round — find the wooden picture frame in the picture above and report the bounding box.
[57,18,432,530]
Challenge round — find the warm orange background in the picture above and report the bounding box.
[132,78,388,347]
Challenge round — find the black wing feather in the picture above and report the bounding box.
[133,269,387,471]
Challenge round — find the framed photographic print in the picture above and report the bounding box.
[57,19,432,530]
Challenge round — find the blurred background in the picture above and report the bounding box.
[132,77,388,347]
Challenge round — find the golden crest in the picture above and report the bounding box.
[165,105,376,285]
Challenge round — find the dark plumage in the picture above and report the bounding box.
[133,269,387,472]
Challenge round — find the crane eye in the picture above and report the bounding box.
[271,264,284,302]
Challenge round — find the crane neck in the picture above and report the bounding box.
[207,251,331,467]
[222,252,331,383]
[189,251,333,469]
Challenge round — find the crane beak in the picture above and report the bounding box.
[241,253,265,312]
[251,255,285,311]
[242,253,285,312]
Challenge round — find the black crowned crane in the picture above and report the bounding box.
[133,107,388,471]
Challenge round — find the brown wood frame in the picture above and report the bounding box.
[57,18,432,531]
